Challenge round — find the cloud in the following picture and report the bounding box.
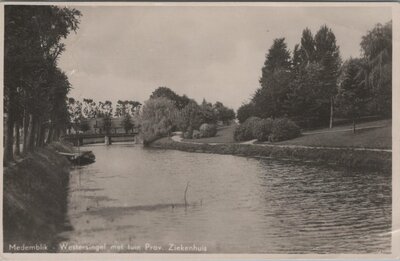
[58,5,391,110]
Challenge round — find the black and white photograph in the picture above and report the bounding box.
[1,2,398,258]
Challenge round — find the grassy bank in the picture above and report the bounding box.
[151,137,391,172]
[3,143,72,253]
[183,124,237,144]
[183,119,391,149]
[276,119,391,149]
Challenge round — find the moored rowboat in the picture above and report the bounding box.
[57,150,96,165]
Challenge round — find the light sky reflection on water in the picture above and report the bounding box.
[61,144,391,253]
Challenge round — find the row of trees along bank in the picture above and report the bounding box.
[237,22,392,130]
[67,98,142,134]
[4,6,81,164]
[140,87,236,144]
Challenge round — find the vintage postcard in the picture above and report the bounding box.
[1,2,399,260]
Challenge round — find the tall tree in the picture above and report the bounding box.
[67,98,83,134]
[299,28,316,64]
[213,101,235,125]
[129,101,142,115]
[82,98,97,118]
[176,100,203,132]
[199,99,217,124]
[115,100,142,117]
[287,62,324,127]
[150,87,190,110]
[256,38,292,118]
[122,114,134,134]
[288,25,341,128]
[337,58,370,133]
[237,102,256,123]
[4,5,81,162]
[140,97,178,144]
[98,100,113,117]
[46,67,71,143]
[359,21,392,117]
[314,25,341,128]
[115,100,128,117]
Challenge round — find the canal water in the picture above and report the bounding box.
[59,143,391,253]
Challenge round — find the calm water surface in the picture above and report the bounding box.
[59,143,391,253]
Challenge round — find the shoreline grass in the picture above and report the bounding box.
[151,136,391,172]
[3,144,72,253]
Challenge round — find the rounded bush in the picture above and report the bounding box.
[192,130,201,139]
[233,117,260,141]
[270,118,301,141]
[245,117,261,136]
[234,124,251,141]
[199,123,217,138]
[253,118,273,141]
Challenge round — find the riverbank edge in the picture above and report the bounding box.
[3,143,73,253]
[150,137,392,172]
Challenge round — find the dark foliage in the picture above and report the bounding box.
[270,118,301,142]
[199,123,218,138]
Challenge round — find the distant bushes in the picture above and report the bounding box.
[199,123,217,138]
[183,124,217,139]
[234,117,300,142]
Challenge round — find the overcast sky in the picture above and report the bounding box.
[58,5,391,110]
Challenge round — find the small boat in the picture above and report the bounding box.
[58,150,96,165]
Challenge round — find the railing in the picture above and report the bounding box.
[61,132,140,146]
[62,132,138,139]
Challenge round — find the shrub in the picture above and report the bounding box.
[245,117,261,134]
[199,123,217,138]
[233,117,261,141]
[192,130,201,139]
[270,118,301,141]
[183,129,193,139]
[253,118,273,141]
[234,124,251,141]
[234,117,300,142]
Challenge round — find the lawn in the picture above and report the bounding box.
[181,119,392,149]
[182,124,237,144]
[276,119,392,149]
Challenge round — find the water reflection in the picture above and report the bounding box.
[59,143,391,253]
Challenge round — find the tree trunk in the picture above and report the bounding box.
[40,128,46,146]
[27,115,36,151]
[353,118,356,134]
[37,127,43,147]
[47,125,54,144]
[54,128,61,142]
[4,111,15,163]
[14,121,21,156]
[329,96,334,129]
[22,111,30,154]
[35,121,41,147]
[36,121,45,147]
